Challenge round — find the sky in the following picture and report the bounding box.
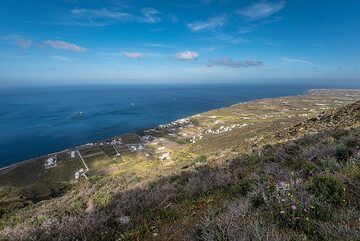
[0,0,360,85]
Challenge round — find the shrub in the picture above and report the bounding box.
[195,155,207,163]
[301,161,318,176]
[335,145,352,162]
[272,203,318,235]
[230,179,252,196]
[319,157,342,173]
[308,174,345,205]
[92,189,114,208]
[331,129,349,140]
[310,201,332,221]
[251,193,265,209]
[342,135,359,148]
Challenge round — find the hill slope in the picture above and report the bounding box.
[0,100,359,241]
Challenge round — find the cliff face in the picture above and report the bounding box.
[0,98,359,241]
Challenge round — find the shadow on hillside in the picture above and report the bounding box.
[2,118,359,241]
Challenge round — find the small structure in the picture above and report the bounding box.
[111,138,122,145]
[159,152,171,161]
[128,144,146,152]
[141,135,154,142]
[75,168,83,180]
[70,151,76,158]
[74,168,88,181]
[44,156,57,169]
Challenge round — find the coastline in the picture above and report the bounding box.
[1,88,360,173]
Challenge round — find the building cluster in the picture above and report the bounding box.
[158,118,190,129]
[144,128,156,133]
[110,138,122,145]
[190,123,249,144]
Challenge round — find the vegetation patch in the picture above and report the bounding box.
[308,173,345,205]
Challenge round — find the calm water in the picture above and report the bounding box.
[0,83,358,167]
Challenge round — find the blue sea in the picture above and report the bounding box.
[0,82,359,167]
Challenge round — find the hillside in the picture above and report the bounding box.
[0,91,359,240]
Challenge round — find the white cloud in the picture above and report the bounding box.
[207,57,264,68]
[44,40,87,52]
[70,7,163,24]
[281,57,318,68]
[71,8,134,21]
[122,51,145,59]
[141,8,161,23]
[1,35,32,48]
[174,50,199,60]
[204,34,249,52]
[236,1,285,21]
[187,16,227,32]
[144,43,167,48]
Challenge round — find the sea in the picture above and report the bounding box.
[1,82,359,167]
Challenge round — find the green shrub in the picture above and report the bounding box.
[195,155,207,163]
[319,157,342,173]
[331,129,349,140]
[310,201,332,221]
[343,135,359,148]
[230,179,252,196]
[301,161,318,176]
[335,145,352,162]
[159,209,178,222]
[308,174,345,205]
[92,189,114,208]
[251,193,265,209]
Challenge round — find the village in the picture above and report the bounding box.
[41,117,199,182]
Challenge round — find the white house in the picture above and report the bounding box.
[45,157,57,169]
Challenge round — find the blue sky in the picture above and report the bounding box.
[0,0,359,85]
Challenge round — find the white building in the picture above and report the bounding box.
[159,152,171,161]
[45,157,57,169]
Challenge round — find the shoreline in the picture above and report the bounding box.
[1,88,359,173]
